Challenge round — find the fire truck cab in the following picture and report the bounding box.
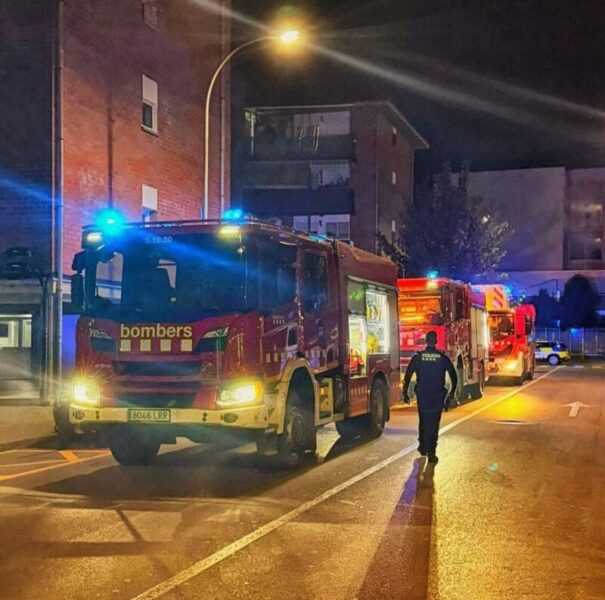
[67,217,400,467]
[473,285,536,384]
[398,277,489,403]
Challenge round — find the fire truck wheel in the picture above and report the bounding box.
[366,378,388,437]
[454,367,465,405]
[110,431,161,466]
[277,392,314,468]
[469,365,485,400]
[336,379,388,440]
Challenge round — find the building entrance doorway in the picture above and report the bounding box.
[0,314,34,381]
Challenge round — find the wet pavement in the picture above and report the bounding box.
[0,366,603,599]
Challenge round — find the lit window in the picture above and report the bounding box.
[142,184,158,222]
[142,207,157,223]
[142,75,158,133]
[325,219,350,240]
[569,199,603,230]
[391,170,397,186]
[142,0,158,29]
[293,216,310,232]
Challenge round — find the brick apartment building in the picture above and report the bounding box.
[0,0,231,397]
[234,102,428,253]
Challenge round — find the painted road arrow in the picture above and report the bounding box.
[563,401,591,418]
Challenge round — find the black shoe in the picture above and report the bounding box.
[428,453,439,464]
[418,446,427,456]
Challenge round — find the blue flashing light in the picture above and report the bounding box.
[504,285,513,296]
[95,208,125,235]
[426,270,439,280]
[223,208,244,221]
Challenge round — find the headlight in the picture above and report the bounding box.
[218,381,262,407]
[73,379,101,406]
[504,358,519,372]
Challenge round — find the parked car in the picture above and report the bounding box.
[535,341,571,365]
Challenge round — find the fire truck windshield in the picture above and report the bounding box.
[489,314,514,341]
[83,233,257,321]
[399,295,444,325]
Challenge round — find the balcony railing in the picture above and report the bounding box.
[242,187,355,217]
[251,134,356,161]
[242,162,311,188]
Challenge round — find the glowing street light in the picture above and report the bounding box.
[203,29,303,220]
[279,29,300,44]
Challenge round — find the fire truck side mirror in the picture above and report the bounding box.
[71,273,85,313]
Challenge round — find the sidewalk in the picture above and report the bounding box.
[0,380,41,404]
[0,404,56,451]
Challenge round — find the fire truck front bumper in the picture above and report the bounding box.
[488,355,523,377]
[69,403,269,430]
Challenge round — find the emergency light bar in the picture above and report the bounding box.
[94,208,126,235]
[223,208,244,221]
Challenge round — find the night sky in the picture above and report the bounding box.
[232,0,605,180]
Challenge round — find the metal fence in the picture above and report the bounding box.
[535,328,605,357]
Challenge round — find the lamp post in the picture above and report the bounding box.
[203,29,301,220]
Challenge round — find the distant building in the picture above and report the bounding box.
[0,0,231,397]
[464,166,605,312]
[234,102,428,253]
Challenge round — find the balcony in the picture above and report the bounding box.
[242,187,355,217]
[242,162,310,189]
[251,134,356,162]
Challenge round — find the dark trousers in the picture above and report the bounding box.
[418,408,443,454]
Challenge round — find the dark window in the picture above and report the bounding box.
[454,287,467,320]
[0,323,8,337]
[85,234,258,321]
[142,0,158,28]
[302,252,328,312]
[569,232,602,261]
[142,102,154,129]
[259,240,297,311]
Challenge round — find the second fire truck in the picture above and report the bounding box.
[398,277,489,403]
[473,284,536,384]
[66,216,401,467]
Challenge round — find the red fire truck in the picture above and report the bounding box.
[473,285,536,384]
[66,216,400,466]
[397,277,489,403]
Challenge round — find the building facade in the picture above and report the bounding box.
[234,102,428,253]
[464,166,605,310]
[0,0,231,397]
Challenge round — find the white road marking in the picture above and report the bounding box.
[131,367,560,600]
[563,401,591,417]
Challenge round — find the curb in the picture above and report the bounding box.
[0,434,58,454]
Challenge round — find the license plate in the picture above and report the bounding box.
[127,409,171,423]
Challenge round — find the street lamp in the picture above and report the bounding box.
[203,29,301,220]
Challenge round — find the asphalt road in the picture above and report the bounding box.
[1,365,604,600]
